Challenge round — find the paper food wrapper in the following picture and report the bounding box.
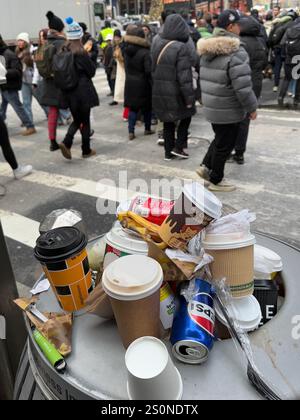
[85,282,114,320]
[14,298,73,356]
[148,241,192,282]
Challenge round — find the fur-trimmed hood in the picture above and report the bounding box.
[198,35,240,57]
[123,35,150,49]
[197,28,241,57]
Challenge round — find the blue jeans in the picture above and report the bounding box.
[59,109,71,120]
[21,82,34,123]
[0,89,34,128]
[289,79,297,96]
[128,109,152,133]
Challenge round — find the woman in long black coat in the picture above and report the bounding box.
[123,27,153,140]
[151,14,195,161]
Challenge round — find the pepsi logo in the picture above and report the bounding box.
[188,293,215,337]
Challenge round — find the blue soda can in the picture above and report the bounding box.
[171,279,215,364]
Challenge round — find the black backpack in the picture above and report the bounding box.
[52,47,79,91]
[270,22,289,47]
[285,28,300,60]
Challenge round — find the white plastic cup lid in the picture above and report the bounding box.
[102,255,163,301]
[215,295,262,332]
[183,182,222,220]
[203,232,256,250]
[106,222,148,254]
[254,245,283,274]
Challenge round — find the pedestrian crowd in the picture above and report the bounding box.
[0,6,300,192]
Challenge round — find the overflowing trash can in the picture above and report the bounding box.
[10,183,300,400]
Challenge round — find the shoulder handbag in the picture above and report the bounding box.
[156,41,176,65]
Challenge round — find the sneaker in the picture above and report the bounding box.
[157,138,164,146]
[59,143,72,160]
[144,130,155,136]
[82,149,96,159]
[151,119,158,125]
[50,141,60,152]
[171,149,189,159]
[164,154,176,161]
[196,165,210,182]
[129,133,136,141]
[22,127,36,136]
[208,180,236,192]
[109,101,118,106]
[123,118,128,122]
[288,92,293,97]
[13,165,33,180]
[273,86,278,93]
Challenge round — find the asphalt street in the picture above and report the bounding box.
[0,69,299,296]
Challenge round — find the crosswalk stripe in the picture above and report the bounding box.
[0,153,298,200]
[0,210,40,248]
[258,115,300,123]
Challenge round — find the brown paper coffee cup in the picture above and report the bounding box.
[102,255,163,348]
[208,246,254,298]
[109,290,160,348]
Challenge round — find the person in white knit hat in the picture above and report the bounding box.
[16,32,46,126]
[58,17,99,160]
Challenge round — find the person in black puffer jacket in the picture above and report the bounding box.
[40,11,67,151]
[232,16,268,164]
[58,18,99,160]
[123,27,153,141]
[152,14,195,161]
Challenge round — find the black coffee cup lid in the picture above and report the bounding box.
[34,227,87,262]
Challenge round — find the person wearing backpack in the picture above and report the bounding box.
[58,17,99,160]
[278,16,300,107]
[39,11,66,151]
[268,11,295,92]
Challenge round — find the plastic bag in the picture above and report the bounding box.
[39,209,85,234]
[206,210,256,235]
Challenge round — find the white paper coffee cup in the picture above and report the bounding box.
[125,336,183,400]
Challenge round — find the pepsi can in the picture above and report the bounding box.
[171,279,215,364]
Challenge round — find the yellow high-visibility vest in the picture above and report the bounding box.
[99,28,114,49]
